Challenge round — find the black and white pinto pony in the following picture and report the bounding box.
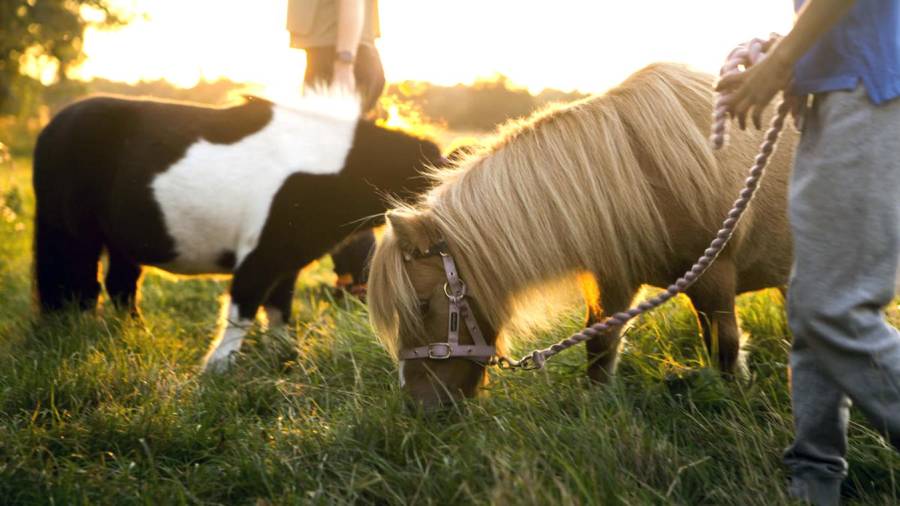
[32,90,442,371]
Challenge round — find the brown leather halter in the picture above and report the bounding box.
[398,240,496,364]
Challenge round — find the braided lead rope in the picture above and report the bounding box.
[497,38,791,370]
[711,34,781,149]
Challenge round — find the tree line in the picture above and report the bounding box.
[2,73,587,155]
[1,1,587,155]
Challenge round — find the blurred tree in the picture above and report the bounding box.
[383,76,587,133]
[0,0,125,114]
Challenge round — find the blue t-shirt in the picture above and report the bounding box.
[793,0,900,104]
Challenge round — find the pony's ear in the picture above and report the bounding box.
[386,209,433,255]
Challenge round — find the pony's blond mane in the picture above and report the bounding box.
[272,85,362,123]
[370,63,742,359]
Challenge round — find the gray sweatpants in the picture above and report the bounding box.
[783,85,900,506]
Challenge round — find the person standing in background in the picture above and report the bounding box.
[287,0,385,113]
[287,0,385,296]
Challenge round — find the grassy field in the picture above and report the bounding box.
[0,156,898,505]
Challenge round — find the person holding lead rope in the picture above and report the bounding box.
[716,1,900,504]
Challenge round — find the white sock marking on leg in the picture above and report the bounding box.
[202,302,252,372]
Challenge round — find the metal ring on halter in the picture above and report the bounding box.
[443,280,466,300]
[426,342,453,359]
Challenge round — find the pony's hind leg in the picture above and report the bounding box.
[685,259,742,375]
[105,250,143,317]
[34,214,103,313]
[331,229,376,294]
[581,274,636,384]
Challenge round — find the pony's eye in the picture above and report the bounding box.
[418,299,431,313]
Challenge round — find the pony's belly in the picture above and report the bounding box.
[151,201,270,276]
[149,197,246,274]
[154,255,234,276]
[152,213,249,275]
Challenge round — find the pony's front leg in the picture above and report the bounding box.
[202,300,254,373]
[685,259,743,376]
[202,251,281,373]
[262,271,298,328]
[585,321,624,384]
[582,276,636,384]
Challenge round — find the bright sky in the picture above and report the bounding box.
[74,0,795,98]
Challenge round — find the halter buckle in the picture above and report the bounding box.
[443,280,466,300]
[427,342,453,359]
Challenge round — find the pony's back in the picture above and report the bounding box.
[426,63,732,311]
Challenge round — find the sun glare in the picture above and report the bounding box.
[74,0,794,99]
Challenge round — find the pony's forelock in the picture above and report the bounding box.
[367,219,426,359]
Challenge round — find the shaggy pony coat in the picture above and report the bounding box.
[369,63,796,395]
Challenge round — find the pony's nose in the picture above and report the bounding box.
[403,392,474,420]
[402,383,466,414]
[403,395,448,415]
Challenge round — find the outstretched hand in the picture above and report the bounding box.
[715,51,794,130]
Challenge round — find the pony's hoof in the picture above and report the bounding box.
[201,349,238,374]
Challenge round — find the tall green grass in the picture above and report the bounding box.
[1,159,898,505]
